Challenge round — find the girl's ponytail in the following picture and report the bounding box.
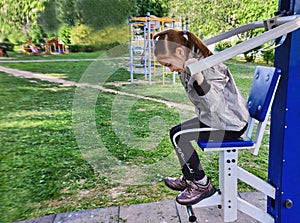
[184,31,213,58]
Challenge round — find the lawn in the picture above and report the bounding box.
[0,54,270,222]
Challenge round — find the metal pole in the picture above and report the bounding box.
[128,18,134,84]
[268,0,300,222]
[147,12,152,85]
[185,15,189,31]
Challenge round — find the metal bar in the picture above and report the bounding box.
[203,21,264,46]
[237,197,274,223]
[203,15,300,46]
[129,23,134,83]
[237,167,276,199]
[186,206,197,222]
[187,15,300,75]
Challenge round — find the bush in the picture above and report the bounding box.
[68,24,127,52]
[215,41,232,51]
[68,44,95,53]
[70,25,93,45]
[68,44,80,52]
[262,49,274,64]
[58,25,71,44]
[0,42,14,51]
[68,42,122,53]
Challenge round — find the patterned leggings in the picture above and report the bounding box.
[170,117,247,181]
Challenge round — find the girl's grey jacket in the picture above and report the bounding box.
[179,62,249,131]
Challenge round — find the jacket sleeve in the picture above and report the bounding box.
[190,66,229,113]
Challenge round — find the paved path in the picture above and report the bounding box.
[15,192,266,223]
[1,65,267,223]
[0,65,194,111]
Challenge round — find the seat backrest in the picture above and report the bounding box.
[247,66,281,121]
[246,66,281,154]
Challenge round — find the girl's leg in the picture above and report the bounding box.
[168,118,248,205]
[170,117,247,181]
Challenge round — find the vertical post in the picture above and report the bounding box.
[128,18,134,84]
[219,150,238,222]
[172,14,175,29]
[185,15,189,31]
[143,22,148,79]
[268,0,300,222]
[147,12,152,85]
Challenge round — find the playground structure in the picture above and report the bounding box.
[128,13,188,85]
[24,39,69,55]
[45,39,69,54]
[179,1,300,222]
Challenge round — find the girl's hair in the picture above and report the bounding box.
[153,29,212,58]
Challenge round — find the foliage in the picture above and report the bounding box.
[68,24,129,51]
[215,41,232,52]
[80,0,134,30]
[58,25,71,44]
[39,0,60,33]
[28,24,48,43]
[262,49,274,64]
[56,0,83,27]
[169,0,278,39]
[69,25,93,45]
[0,0,47,39]
[133,0,169,17]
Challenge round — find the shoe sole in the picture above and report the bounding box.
[176,186,217,205]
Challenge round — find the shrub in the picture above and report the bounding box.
[262,49,274,64]
[215,41,232,51]
[58,25,71,44]
[68,44,80,52]
[68,24,128,52]
[70,25,94,45]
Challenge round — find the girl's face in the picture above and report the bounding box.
[156,47,187,73]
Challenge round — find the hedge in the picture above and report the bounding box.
[68,41,121,53]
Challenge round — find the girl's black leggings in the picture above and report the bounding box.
[170,117,247,181]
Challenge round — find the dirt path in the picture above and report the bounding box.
[0,65,194,111]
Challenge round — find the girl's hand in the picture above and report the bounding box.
[184,59,204,84]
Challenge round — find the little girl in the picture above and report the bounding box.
[153,29,249,205]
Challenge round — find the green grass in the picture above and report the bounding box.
[4,51,105,60]
[0,55,270,222]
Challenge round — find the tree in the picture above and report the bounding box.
[0,0,47,39]
[56,0,82,27]
[80,0,135,29]
[169,0,278,39]
[39,0,60,33]
[133,0,169,17]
